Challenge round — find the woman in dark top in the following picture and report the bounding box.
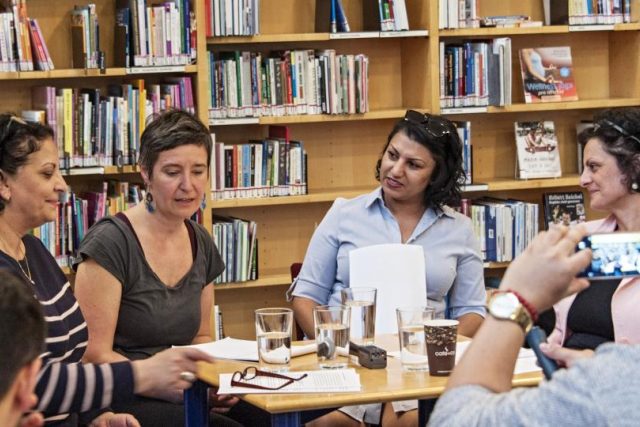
[74,110,256,426]
[548,108,640,350]
[0,113,216,426]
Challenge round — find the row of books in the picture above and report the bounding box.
[438,0,479,29]
[33,181,145,268]
[204,0,260,37]
[362,0,410,31]
[315,0,410,33]
[453,121,472,185]
[208,49,369,119]
[210,137,308,200]
[0,0,51,71]
[462,198,540,263]
[30,78,195,169]
[546,0,636,25]
[70,4,103,69]
[439,38,512,108]
[115,0,196,68]
[213,215,258,283]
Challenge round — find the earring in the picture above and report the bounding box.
[632,182,639,192]
[145,192,155,213]
[200,194,207,210]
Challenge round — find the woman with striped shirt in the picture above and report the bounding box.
[0,114,215,426]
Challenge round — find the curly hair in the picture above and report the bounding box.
[578,108,640,192]
[375,114,465,210]
[0,113,55,213]
[139,110,211,178]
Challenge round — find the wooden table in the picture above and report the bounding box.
[184,336,542,426]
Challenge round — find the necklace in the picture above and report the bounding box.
[0,231,35,285]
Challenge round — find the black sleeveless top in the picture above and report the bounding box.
[564,279,621,350]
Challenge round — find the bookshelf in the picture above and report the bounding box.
[4,1,635,340]
[208,0,637,339]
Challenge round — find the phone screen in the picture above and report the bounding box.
[577,232,640,279]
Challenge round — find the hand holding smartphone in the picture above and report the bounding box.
[577,231,640,280]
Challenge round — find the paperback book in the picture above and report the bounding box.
[519,47,578,103]
[514,121,562,179]
[542,191,586,229]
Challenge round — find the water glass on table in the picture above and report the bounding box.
[424,319,459,376]
[340,287,377,345]
[255,308,293,372]
[396,306,435,371]
[313,305,351,369]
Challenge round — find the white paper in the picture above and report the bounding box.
[456,341,542,374]
[176,338,319,362]
[349,244,426,335]
[389,341,542,375]
[218,368,361,394]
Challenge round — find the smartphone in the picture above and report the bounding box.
[577,232,640,279]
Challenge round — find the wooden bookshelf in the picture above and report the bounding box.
[206,0,637,339]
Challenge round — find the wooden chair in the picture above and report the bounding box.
[290,262,305,341]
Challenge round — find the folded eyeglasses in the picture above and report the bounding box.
[231,366,308,391]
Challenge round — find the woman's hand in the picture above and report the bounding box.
[19,412,44,427]
[131,347,214,397]
[208,389,239,414]
[88,412,140,427]
[540,342,595,368]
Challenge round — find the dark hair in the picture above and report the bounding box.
[375,115,465,210]
[578,108,640,192]
[139,110,211,178]
[0,269,45,399]
[0,113,55,212]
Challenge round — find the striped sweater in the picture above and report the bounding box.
[0,235,135,426]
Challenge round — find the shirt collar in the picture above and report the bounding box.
[366,187,457,219]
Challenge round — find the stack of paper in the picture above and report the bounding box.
[218,369,361,394]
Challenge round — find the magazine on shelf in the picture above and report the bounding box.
[542,191,586,229]
[519,47,578,103]
[514,121,562,179]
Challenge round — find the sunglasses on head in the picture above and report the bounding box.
[594,119,640,146]
[403,110,451,139]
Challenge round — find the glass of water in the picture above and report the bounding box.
[313,305,350,369]
[255,308,293,372]
[396,306,435,371]
[340,287,377,345]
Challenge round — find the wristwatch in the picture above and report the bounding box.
[487,291,534,333]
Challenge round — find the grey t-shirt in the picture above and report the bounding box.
[430,344,640,426]
[76,216,224,360]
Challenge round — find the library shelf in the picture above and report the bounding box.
[440,23,640,38]
[209,109,411,126]
[0,65,198,81]
[207,30,429,44]
[487,175,581,191]
[442,99,640,116]
[214,273,291,291]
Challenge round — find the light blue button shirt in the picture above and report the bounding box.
[287,188,486,319]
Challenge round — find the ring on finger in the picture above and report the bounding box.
[179,371,197,383]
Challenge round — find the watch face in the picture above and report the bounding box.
[490,293,519,318]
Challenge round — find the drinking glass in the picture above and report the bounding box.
[313,305,350,369]
[340,287,377,345]
[255,308,293,372]
[396,306,435,371]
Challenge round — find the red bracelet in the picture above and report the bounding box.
[506,289,539,323]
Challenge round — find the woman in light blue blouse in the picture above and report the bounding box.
[288,110,486,427]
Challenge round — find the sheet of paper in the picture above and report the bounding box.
[389,341,541,375]
[218,368,361,394]
[176,338,318,361]
[349,244,426,335]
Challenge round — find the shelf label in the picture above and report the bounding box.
[569,25,614,32]
[379,30,428,38]
[126,65,186,74]
[209,118,260,126]
[329,31,380,39]
[441,107,487,115]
